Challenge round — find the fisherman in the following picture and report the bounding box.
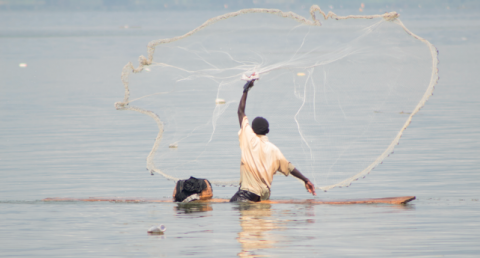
[230,76,317,202]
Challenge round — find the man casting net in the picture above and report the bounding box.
[115,6,438,192]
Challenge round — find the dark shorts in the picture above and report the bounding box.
[229,189,261,202]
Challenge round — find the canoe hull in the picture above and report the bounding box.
[43,196,415,205]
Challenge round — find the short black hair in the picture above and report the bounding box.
[252,117,269,135]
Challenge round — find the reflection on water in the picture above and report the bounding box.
[234,203,278,257]
[386,203,416,211]
[175,202,213,215]
[169,200,418,257]
[147,233,167,240]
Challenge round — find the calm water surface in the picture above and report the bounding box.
[0,7,479,257]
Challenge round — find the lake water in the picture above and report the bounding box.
[1,5,479,257]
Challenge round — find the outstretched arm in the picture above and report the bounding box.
[291,168,317,196]
[238,80,254,127]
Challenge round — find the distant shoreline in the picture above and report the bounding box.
[0,0,476,12]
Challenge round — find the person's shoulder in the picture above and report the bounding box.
[268,141,287,158]
[240,116,255,137]
[265,140,280,150]
[243,115,250,125]
[241,116,252,131]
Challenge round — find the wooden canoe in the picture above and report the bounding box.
[43,196,415,205]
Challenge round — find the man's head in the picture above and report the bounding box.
[252,117,269,135]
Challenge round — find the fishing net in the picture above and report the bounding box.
[115,6,438,191]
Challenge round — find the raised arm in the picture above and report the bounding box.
[291,168,317,196]
[238,80,254,127]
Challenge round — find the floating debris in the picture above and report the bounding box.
[148,224,166,234]
[169,143,178,148]
[19,63,27,68]
[297,72,306,76]
[215,98,226,104]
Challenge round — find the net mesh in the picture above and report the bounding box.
[115,6,438,191]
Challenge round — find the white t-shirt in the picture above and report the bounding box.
[238,116,295,200]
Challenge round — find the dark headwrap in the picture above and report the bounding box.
[252,117,269,135]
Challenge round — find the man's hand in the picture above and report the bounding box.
[305,180,316,196]
[242,72,257,93]
[290,167,317,196]
[243,79,255,93]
